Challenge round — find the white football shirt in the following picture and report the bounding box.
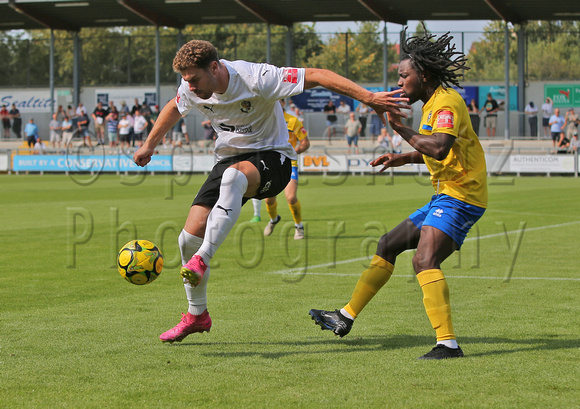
[176,60,305,161]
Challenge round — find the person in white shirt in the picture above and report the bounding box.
[524,101,538,137]
[541,97,553,137]
[133,39,410,343]
[336,99,352,115]
[118,113,131,152]
[132,109,148,147]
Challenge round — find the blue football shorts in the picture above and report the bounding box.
[409,194,486,248]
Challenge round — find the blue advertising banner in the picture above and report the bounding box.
[478,85,518,111]
[455,86,478,107]
[13,155,173,172]
[290,89,353,112]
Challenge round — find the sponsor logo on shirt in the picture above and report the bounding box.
[282,68,298,84]
[218,123,253,133]
[437,110,454,129]
[175,93,181,104]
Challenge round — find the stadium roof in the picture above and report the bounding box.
[1,0,579,32]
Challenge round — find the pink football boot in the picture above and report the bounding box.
[180,255,207,287]
[159,310,212,343]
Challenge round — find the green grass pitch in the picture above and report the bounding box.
[1,172,578,408]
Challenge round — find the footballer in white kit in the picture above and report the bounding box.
[133,39,409,343]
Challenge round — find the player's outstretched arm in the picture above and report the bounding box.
[133,99,182,167]
[303,68,410,125]
[370,151,423,173]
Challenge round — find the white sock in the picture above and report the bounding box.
[178,229,208,316]
[437,339,459,349]
[252,198,262,217]
[340,308,354,321]
[197,167,248,262]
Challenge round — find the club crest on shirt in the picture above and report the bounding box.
[437,110,454,129]
[240,100,253,113]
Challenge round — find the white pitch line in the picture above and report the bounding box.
[268,220,580,281]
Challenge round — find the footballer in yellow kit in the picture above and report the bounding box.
[309,27,487,360]
[262,101,310,239]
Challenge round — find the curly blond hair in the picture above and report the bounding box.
[172,40,219,73]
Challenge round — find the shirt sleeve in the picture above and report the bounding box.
[175,79,194,116]
[255,64,305,101]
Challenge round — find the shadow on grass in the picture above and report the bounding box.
[168,334,580,359]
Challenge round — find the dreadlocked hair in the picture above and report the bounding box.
[400,25,469,89]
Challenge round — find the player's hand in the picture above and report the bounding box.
[368,89,411,126]
[133,146,154,167]
[370,153,407,172]
[387,111,404,128]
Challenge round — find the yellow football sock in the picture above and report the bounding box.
[288,200,302,225]
[417,269,455,341]
[344,255,394,318]
[266,201,278,221]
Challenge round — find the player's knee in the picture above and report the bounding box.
[376,233,396,260]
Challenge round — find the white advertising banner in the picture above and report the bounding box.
[0,90,54,113]
[173,155,215,172]
[95,88,157,107]
[0,154,8,171]
[509,155,575,173]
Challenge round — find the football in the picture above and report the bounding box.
[117,239,163,285]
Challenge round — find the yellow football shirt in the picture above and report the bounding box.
[284,111,308,167]
[419,86,488,208]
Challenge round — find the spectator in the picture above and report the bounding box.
[125,112,135,148]
[61,115,73,150]
[56,104,64,120]
[119,100,130,115]
[76,110,91,148]
[150,105,160,127]
[549,108,565,148]
[171,116,185,148]
[569,133,579,153]
[24,118,39,148]
[202,119,216,148]
[49,113,62,148]
[376,127,391,152]
[369,108,383,142]
[141,101,153,135]
[131,98,141,115]
[344,112,362,154]
[9,103,21,138]
[336,99,351,115]
[33,136,46,154]
[323,100,337,143]
[75,103,87,116]
[92,101,109,146]
[541,97,553,138]
[391,130,402,154]
[106,111,119,149]
[118,112,131,153]
[557,132,570,154]
[480,93,499,137]
[467,99,480,133]
[66,104,75,118]
[1,104,10,138]
[564,108,578,141]
[524,101,538,137]
[132,109,148,147]
[356,103,370,137]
